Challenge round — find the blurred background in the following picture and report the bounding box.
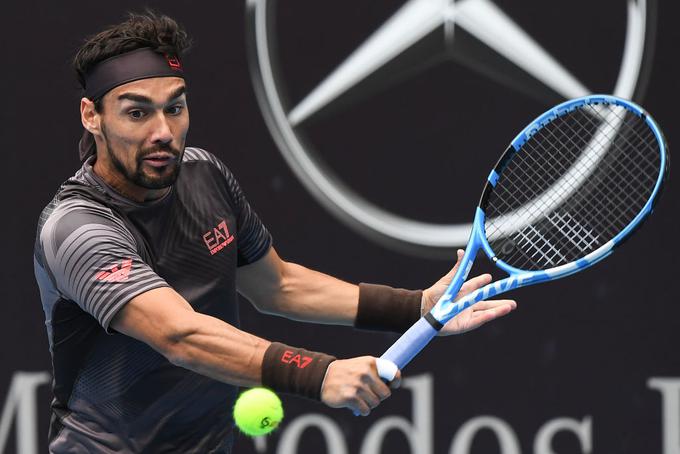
[2,1,678,452]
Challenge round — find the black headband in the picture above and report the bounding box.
[79,48,185,162]
[84,47,185,101]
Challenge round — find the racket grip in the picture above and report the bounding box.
[352,319,438,416]
[381,317,439,371]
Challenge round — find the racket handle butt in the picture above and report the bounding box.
[375,357,398,381]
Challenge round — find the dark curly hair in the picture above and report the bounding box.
[73,10,192,110]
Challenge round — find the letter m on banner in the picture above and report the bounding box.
[0,371,51,454]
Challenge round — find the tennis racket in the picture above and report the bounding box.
[377,94,669,380]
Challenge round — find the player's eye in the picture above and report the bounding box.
[128,110,146,120]
[167,105,184,115]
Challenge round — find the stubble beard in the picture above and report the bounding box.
[101,125,183,190]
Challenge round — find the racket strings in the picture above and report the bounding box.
[510,110,660,263]
[508,107,656,264]
[560,108,659,229]
[570,107,659,196]
[484,103,661,270]
[540,110,657,232]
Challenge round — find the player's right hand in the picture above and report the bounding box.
[320,356,401,416]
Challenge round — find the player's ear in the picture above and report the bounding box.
[80,97,101,135]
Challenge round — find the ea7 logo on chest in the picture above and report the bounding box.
[203,220,235,255]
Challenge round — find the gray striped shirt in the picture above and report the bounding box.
[34,147,272,453]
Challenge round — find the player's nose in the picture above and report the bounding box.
[149,113,173,145]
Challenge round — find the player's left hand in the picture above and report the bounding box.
[422,249,517,336]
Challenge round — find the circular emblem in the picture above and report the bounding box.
[246,0,656,256]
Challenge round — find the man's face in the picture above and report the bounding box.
[96,77,189,193]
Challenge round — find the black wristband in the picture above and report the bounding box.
[354,283,423,333]
[261,342,336,401]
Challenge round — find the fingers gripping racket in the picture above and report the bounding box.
[378,95,669,380]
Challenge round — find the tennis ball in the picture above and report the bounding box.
[233,388,284,436]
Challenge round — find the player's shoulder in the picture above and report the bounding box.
[183,147,223,167]
[182,146,238,180]
[37,188,127,254]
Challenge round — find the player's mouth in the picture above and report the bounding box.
[142,152,177,168]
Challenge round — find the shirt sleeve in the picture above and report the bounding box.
[225,172,273,266]
[40,201,169,332]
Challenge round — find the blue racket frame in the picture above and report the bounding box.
[380,95,668,376]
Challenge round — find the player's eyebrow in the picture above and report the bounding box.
[117,86,187,105]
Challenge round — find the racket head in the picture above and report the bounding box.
[476,95,669,278]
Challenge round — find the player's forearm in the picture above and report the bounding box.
[167,311,337,402]
[237,249,422,331]
[267,262,359,325]
[165,311,270,386]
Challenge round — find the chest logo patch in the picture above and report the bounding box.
[203,220,235,255]
[95,259,133,282]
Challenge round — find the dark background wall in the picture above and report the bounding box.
[1,1,678,453]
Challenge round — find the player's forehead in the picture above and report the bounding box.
[106,77,186,104]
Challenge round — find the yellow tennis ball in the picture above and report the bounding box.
[233,388,284,436]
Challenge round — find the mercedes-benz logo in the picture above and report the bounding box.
[246,0,656,257]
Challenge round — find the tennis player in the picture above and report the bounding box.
[33,11,516,453]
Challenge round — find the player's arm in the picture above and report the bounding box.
[224,154,513,334]
[110,287,395,415]
[237,247,359,325]
[111,286,269,386]
[237,247,516,334]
